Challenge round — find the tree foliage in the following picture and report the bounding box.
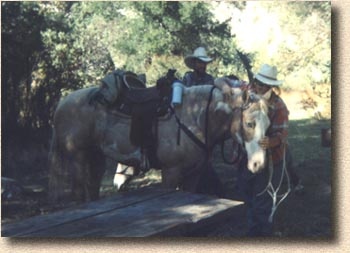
[1,1,331,136]
[2,2,46,131]
[227,1,331,88]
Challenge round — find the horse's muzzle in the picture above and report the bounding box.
[247,149,266,173]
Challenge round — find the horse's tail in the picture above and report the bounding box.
[48,127,66,204]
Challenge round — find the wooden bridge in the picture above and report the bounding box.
[2,187,244,237]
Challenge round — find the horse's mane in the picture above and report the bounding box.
[183,85,223,103]
[184,85,269,116]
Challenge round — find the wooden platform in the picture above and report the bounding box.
[1,187,243,237]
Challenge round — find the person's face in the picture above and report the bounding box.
[253,79,271,95]
[193,59,207,74]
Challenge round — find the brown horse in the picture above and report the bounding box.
[48,81,270,203]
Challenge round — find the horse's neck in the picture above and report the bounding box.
[177,86,232,146]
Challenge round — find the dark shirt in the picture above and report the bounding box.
[182,71,214,87]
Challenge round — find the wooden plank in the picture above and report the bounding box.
[18,190,208,237]
[14,190,242,237]
[153,198,244,237]
[2,187,175,237]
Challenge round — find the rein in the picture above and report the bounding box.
[170,86,216,155]
[221,140,243,165]
[221,105,246,165]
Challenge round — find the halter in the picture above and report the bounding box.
[221,97,253,165]
[221,140,243,165]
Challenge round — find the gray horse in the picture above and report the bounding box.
[48,79,270,203]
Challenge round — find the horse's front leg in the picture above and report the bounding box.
[182,159,206,193]
[161,166,182,190]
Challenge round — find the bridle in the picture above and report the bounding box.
[221,96,256,165]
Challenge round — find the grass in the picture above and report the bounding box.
[273,118,332,237]
[288,119,331,164]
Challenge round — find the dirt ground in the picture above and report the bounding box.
[1,89,331,237]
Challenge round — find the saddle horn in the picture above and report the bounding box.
[156,69,179,97]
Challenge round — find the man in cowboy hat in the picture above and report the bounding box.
[183,47,215,87]
[236,64,303,236]
[182,47,225,197]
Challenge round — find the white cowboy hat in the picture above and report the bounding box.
[254,64,283,86]
[184,47,213,69]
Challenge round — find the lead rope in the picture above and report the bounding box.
[257,144,291,223]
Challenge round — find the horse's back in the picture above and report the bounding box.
[55,87,98,113]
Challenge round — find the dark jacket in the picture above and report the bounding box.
[182,71,214,87]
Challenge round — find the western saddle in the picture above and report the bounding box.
[94,69,176,170]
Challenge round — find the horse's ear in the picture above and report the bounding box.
[260,89,274,110]
[230,108,243,144]
[262,89,272,101]
[240,89,251,108]
[242,89,249,103]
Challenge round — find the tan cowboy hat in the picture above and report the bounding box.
[184,47,213,69]
[254,64,283,86]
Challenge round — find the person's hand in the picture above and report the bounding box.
[259,136,280,149]
[259,136,270,149]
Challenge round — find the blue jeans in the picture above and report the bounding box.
[237,152,286,237]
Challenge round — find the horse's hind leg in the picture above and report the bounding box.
[161,166,182,190]
[71,151,90,202]
[182,159,225,197]
[48,130,74,204]
[113,163,139,191]
[87,148,106,201]
[182,160,206,193]
[196,164,225,197]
